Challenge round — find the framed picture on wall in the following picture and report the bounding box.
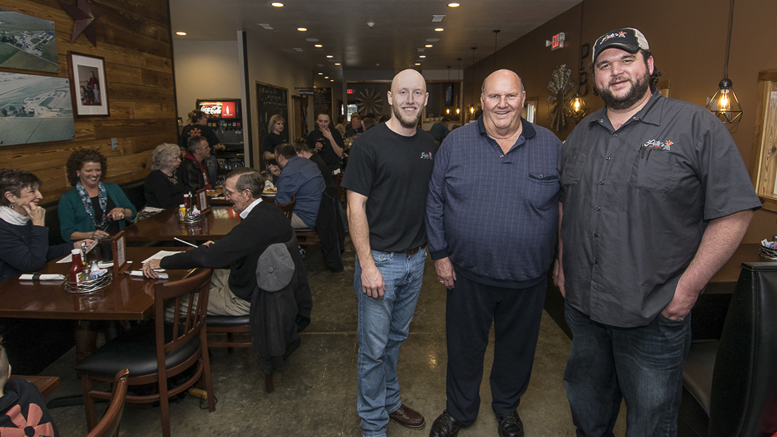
[68,52,109,116]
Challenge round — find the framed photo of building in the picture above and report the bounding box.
[68,52,108,116]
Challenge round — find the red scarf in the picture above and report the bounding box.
[184,152,212,189]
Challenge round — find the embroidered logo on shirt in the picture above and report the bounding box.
[420,152,433,160]
[641,139,672,151]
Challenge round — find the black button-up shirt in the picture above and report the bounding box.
[558,90,761,327]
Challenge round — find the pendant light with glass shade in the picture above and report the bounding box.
[568,0,587,122]
[706,0,742,124]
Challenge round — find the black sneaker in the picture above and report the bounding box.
[494,410,524,437]
[429,410,462,437]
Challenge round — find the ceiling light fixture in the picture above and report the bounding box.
[470,47,477,115]
[326,55,333,58]
[432,15,446,23]
[335,62,341,66]
[415,63,421,66]
[448,2,461,7]
[297,27,307,32]
[176,31,186,36]
[271,2,283,7]
[318,72,323,75]
[425,44,433,48]
[258,24,274,30]
[325,76,329,79]
[435,28,444,32]
[419,55,426,58]
[706,0,742,123]
[314,44,323,48]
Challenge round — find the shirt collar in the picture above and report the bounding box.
[477,116,536,139]
[587,88,664,131]
[239,198,262,219]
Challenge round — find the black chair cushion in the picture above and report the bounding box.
[75,321,201,377]
[295,227,315,233]
[207,315,250,327]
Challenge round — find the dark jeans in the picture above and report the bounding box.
[563,302,692,437]
[445,273,546,426]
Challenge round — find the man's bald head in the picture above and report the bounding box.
[482,69,524,95]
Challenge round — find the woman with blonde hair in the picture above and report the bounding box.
[144,143,185,208]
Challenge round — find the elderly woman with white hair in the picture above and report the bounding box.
[143,143,185,208]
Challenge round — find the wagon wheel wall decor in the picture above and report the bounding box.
[547,64,576,132]
[356,88,384,115]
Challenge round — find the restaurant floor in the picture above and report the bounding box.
[45,238,627,436]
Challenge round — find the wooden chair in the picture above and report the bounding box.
[76,268,216,437]
[85,369,129,437]
[275,195,296,221]
[206,315,274,393]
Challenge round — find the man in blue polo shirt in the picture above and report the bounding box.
[426,69,562,437]
[270,144,325,229]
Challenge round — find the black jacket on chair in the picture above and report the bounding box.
[314,185,345,272]
[250,233,312,375]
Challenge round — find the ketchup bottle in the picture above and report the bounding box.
[70,249,83,288]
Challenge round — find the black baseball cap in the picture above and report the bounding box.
[592,28,650,63]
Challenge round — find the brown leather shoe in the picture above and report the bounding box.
[389,404,426,429]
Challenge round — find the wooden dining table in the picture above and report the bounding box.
[0,247,195,321]
[123,206,242,242]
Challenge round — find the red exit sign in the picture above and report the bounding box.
[347,89,354,94]
[546,32,566,51]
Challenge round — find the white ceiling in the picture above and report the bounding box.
[169,0,581,78]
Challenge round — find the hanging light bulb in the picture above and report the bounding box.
[446,108,450,115]
[569,93,587,122]
[706,0,742,124]
[456,108,460,115]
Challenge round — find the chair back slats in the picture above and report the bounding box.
[154,268,213,355]
[275,195,296,221]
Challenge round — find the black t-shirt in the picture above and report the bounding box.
[262,132,285,166]
[307,129,345,172]
[179,123,221,149]
[341,123,435,252]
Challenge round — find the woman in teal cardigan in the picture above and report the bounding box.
[58,149,136,243]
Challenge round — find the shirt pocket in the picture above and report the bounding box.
[630,146,678,192]
[560,153,587,187]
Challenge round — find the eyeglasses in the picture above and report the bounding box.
[485,93,521,103]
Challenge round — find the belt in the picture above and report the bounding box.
[399,244,426,256]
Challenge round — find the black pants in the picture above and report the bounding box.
[445,272,547,426]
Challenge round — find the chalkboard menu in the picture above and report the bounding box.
[256,81,289,156]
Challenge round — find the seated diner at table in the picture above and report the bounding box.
[144,143,185,209]
[269,144,325,230]
[58,148,137,242]
[141,167,294,316]
[0,168,91,283]
[180,136,213,193]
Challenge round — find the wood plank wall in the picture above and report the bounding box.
[0,0,177,203]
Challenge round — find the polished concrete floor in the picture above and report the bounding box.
[45,239,626,436]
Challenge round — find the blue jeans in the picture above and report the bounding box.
[564,302,692,437]
[355,247,427,437]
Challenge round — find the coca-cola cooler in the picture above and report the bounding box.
[196,99,245,173]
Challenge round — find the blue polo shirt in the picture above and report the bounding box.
[426,116,563,288]
[276,156,325,228]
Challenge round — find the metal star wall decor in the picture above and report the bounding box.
[547,64,575,132]
[58,0,97,46]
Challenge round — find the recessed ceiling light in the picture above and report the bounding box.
[318,72,323,75]
[176,31,186,36]
[418,48,425,52]
[335,62,341,66]
[317,63,323,67]
[330,79,334,82]
[427,38,439,42]
[271,2,283,7]
[419,55,426,58]
[297,27,307,31]
[326,55,333,58]
[324,76,329,79]
[434,28,444,32]
[448,2,460,7]
[258,23,274,30]
[315,44,323,48]
[415,63,421,66]
[425,44,433,48]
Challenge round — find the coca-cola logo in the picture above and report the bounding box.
[200,104,222,116]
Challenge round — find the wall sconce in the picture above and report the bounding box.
[569,94,587,122]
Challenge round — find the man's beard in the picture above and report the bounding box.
[392,104,422,129]
[597,70,650,110]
